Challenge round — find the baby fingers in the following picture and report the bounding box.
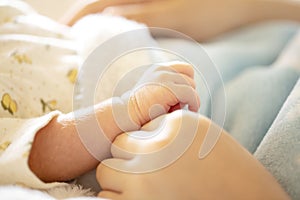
[154,61,195,79]
[165,83,200,112]
[156,71,196,89]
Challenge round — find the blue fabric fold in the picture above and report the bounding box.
[255,79,300,199]
[214,67,299,152]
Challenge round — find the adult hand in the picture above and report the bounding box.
[96,111,289,200]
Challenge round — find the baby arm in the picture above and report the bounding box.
[28,61,199,182]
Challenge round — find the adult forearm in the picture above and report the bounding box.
[195,0,300,41]
[247,0,300,23]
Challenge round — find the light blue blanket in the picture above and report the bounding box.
[255,79,300,199]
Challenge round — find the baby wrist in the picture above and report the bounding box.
[113,95,141,132]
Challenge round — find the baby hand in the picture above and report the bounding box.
[122,61,200,127]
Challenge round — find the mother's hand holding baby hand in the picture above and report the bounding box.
[121,61,200,129]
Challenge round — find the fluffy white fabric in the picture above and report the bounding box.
[0,185,98,199]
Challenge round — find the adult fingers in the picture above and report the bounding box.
[110,133,139,159]
[98,190,121,200]
[96,160,128,193]
[111,114,180,154]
